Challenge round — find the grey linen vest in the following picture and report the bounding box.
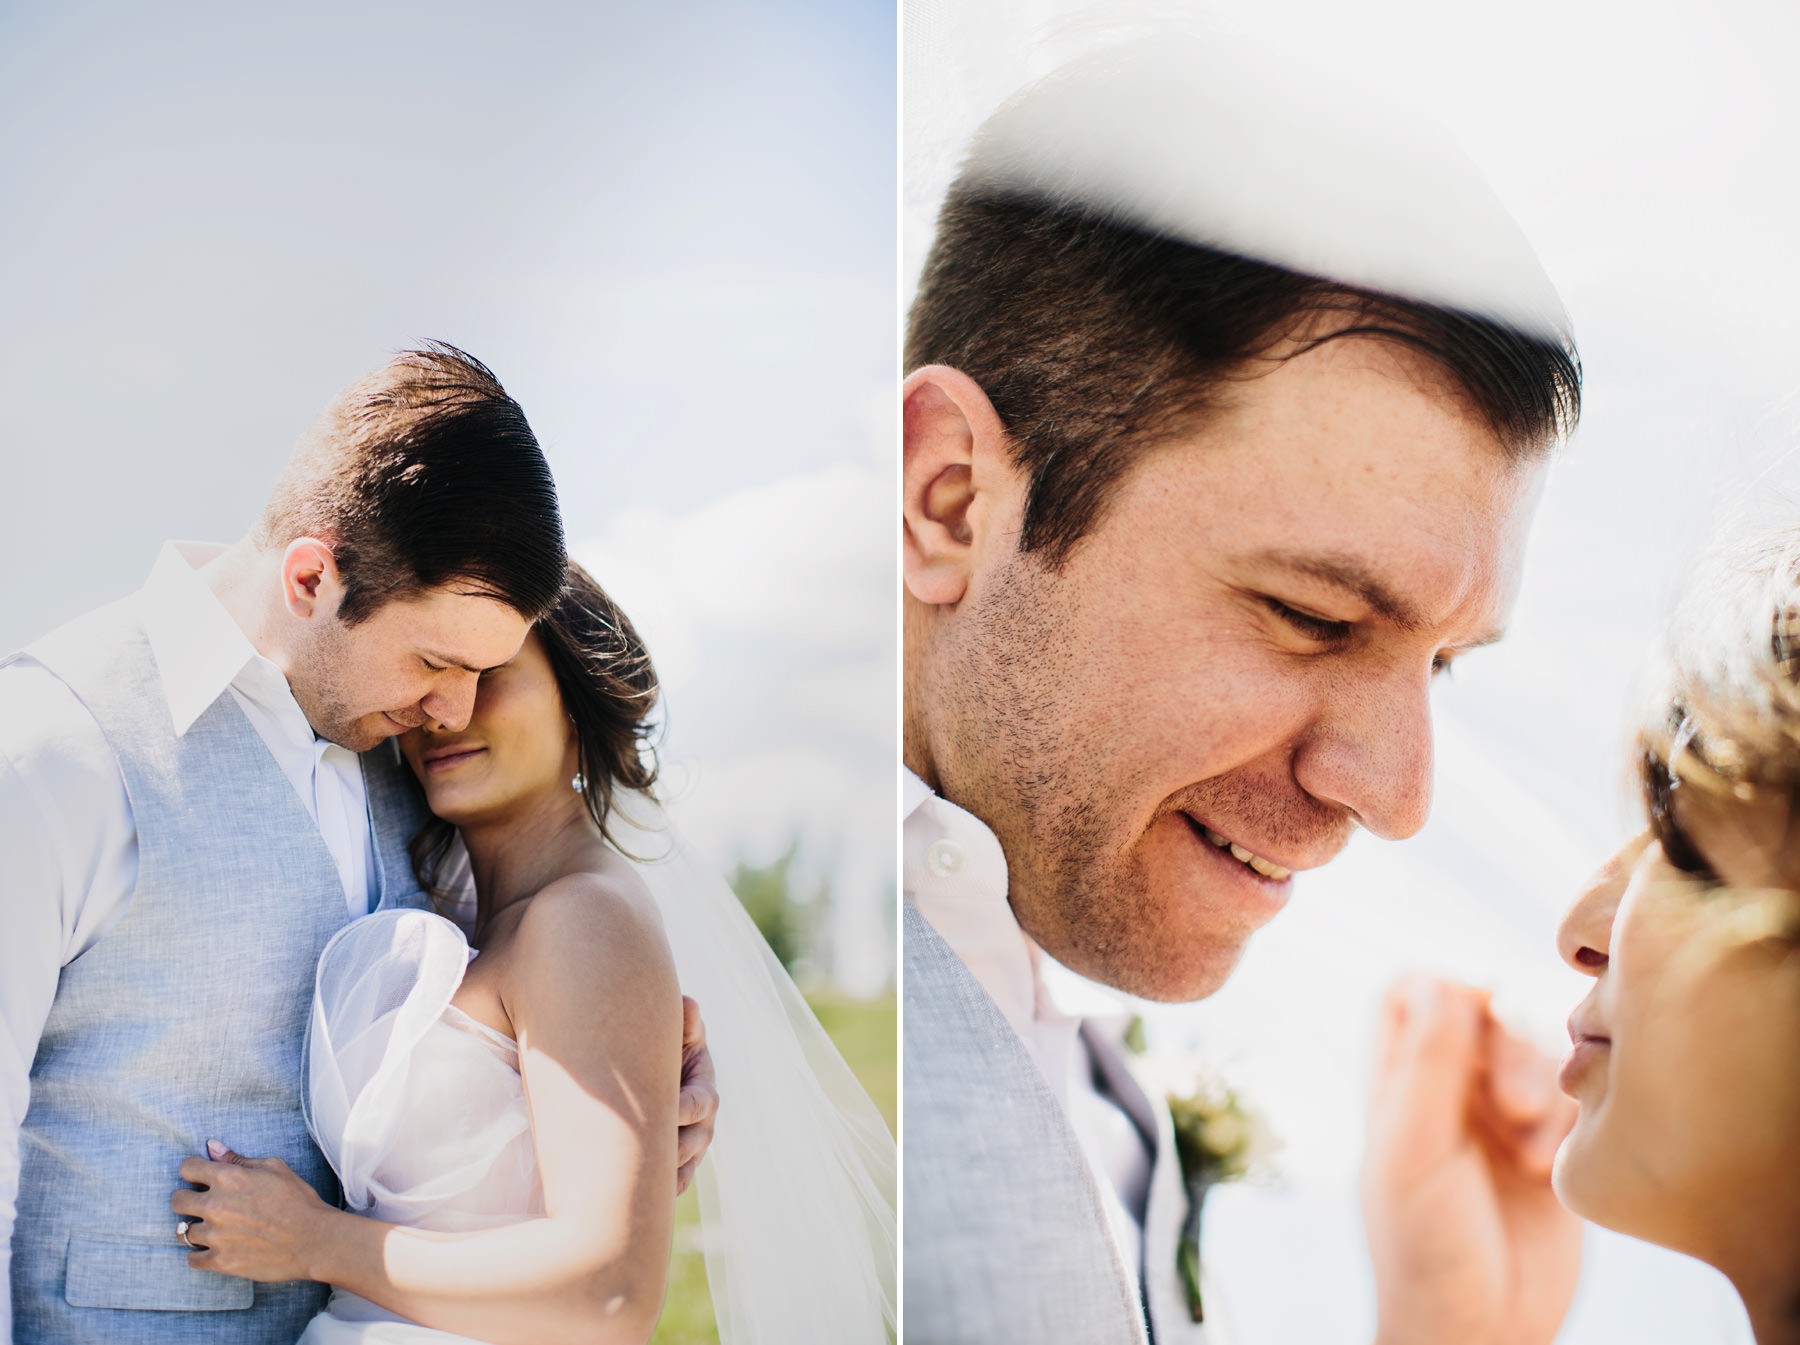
[8,597,431,1344]
[903,904,1210,1345]
[903,901,1148,1345]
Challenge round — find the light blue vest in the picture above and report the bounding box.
[903,903,1148,1345]
[903,902,1209,1345]
[8,597,431,1344]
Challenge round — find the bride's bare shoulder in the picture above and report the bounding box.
[504,853,671,976]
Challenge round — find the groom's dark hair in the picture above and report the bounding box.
[257,341,566,625]
[906,189,1583,568]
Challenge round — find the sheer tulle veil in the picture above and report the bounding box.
[452,790,897,1341]
[620,798,897,1342]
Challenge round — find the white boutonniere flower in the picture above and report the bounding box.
[1125,1021,1280,1324]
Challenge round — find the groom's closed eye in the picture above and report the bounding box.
[1262,595,1466,679]
[418,651,494,675]
[1262,595,1351,645]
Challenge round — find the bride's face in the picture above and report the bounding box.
[1552,788,1800,1267]
[397,628,579,826]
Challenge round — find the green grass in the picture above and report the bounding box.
[806,990,898,1136]
[649,989,896,1345]
[651,1186,718,1345]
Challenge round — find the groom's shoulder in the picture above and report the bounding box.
[2,595,145,702]
[0,659,125,833]
[903,903,984,1030]
[903,904,1028,1090]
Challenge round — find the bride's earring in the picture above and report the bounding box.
[571,773,586,794]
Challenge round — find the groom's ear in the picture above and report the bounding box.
[903,365,1017,608]
[280,538,343,620]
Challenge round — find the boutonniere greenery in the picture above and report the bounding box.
[1125,1019,1279,1325]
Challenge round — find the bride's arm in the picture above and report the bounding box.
[178,872,683,1345]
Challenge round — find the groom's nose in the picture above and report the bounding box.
[419,672,480,733]
[1290,662,1435,841]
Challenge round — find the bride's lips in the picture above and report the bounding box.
[1558,1016,1612,1097]
[421,744,487,773]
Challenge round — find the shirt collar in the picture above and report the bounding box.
[904,767,1133,1029]
[904,766,1038,1035]
[138,541,267,737]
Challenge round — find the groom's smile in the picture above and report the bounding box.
[1177,810,1298,916]
[906,331,1547,1002]
[1183,815,1296,884]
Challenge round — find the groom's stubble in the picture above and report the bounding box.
[924,542,1357,1003]
[285,611,409,751]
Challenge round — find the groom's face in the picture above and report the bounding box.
[289,586,532,752]
[913,336,1547,1001]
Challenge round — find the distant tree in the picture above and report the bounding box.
[728,840,802,972]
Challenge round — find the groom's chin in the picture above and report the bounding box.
[1025,893,1261,1005]
[1118,935,1253,1004]
[1133,817,1291,1000]
[325,711,410,754]
[1042,928,1252,1005]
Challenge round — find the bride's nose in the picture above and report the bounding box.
[1556,831,1648,974]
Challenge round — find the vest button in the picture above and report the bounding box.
[925,839,965,879]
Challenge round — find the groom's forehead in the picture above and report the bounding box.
[1077,356,1542,633]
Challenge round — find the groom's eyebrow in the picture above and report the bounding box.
[1255,549,1510,648]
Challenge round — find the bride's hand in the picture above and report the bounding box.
[171,1140,338,1282]
[677,995,719,1194]
[1362,978,1581,1345]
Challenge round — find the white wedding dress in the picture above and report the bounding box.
[295,906,542,1344]
[295,832,896,1344]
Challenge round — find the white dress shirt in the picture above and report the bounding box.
[0,541,379,1332]
[904,768,1154,1289]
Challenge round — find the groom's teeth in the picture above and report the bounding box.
[1246,854,1292,881]
[1196,821,1291,880]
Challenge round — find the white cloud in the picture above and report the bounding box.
[573,460,896,993]
[575,461,894,692]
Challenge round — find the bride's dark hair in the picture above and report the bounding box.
[409,559,661,899]
[1638,530,1800,878]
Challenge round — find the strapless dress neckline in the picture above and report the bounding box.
[296,909,547,1344]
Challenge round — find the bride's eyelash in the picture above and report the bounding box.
[1263,596,1350,643]
[1643,753,1722,884]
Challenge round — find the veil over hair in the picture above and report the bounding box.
[1638,530,1800,879]
[408,561,897,1341]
